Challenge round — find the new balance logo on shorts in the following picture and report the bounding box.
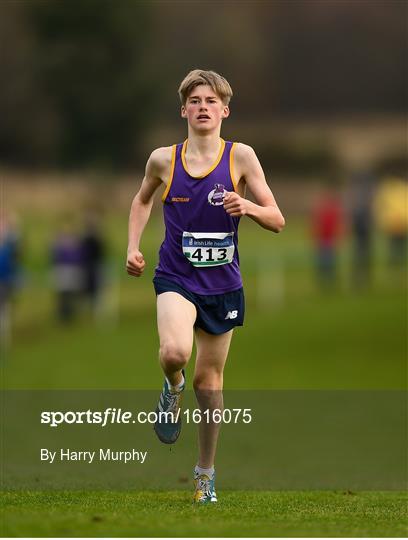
[225,310,238,320]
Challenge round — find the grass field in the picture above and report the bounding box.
[2,491,407,537]
[3,287,406,389]
[1,208,406,536]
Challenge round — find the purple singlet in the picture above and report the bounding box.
[154,139,243,295]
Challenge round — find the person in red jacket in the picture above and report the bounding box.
[311,188,344,287]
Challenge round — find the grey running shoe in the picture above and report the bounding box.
[153,370,185,444]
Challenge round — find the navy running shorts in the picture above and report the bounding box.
[153,277,245,335]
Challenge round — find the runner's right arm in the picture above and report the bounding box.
[126,148,170,277]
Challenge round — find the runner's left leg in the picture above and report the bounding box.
[193,328,233,468]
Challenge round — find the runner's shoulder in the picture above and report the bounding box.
[232,143,258,172]
[233,142,257,161]
[147,146,173,180]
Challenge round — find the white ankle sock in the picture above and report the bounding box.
[166,373,185,393]
[194,465,215,479]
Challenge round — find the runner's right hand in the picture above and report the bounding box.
[126,249,145,277]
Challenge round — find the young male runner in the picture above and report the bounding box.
[126,70,285,503]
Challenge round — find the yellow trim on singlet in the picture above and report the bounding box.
[229,142,238,192]
[161,144,177,202]
[181,138,226,179]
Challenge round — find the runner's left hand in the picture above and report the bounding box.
[223,192,248,217]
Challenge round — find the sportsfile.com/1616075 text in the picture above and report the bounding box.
[40,408,253,427]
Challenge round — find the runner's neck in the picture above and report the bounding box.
[185,131,223,159]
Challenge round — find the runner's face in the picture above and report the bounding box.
[181,85,229,132]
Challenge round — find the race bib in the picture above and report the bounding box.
[182,232,235,267]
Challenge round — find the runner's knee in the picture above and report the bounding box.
[159,342,190,371]
[193,370,223,392]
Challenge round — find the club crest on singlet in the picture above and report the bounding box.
[208,183,226,206]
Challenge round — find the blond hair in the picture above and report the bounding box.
[178,69,233,105]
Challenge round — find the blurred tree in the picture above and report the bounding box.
[0,2,61,165]
[28,0,156,168]
[0,0,156,168]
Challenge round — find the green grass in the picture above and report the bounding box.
[1,490,406,537]
[3,287,405,389]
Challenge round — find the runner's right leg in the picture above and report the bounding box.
[154,292,197,444]
[157,291,197,385]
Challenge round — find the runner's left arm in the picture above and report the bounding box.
[223,144,285,233]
